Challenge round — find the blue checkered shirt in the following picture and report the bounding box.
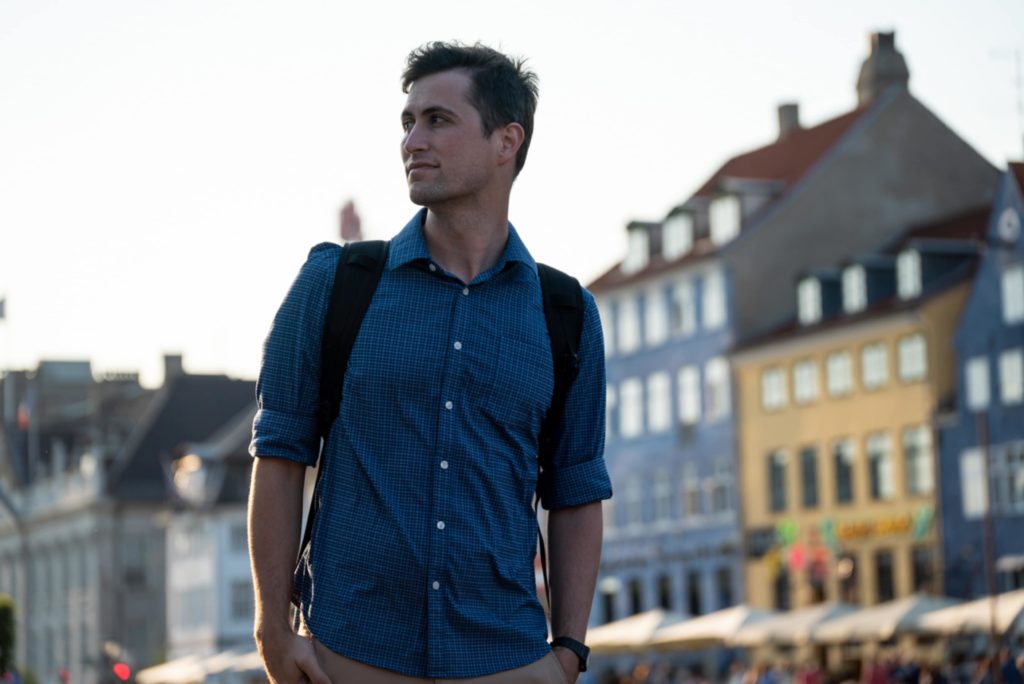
[250,210,611,678]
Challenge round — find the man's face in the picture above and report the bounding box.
[401,70,501,207]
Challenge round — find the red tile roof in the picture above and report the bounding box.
[692,107,868,198]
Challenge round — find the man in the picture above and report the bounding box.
[248,42,611,683]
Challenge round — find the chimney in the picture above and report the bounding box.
[777,103,801,139]
[163,353,185,385]
[856,31,910,106]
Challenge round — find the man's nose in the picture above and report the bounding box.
[403,122,428,154]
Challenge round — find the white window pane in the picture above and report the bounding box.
[671,281,697,338]
[645,287,669,346]
[798,278,821,325]
[794,360,819,404]
[1002,264,1024,324]
[827,352,853,397]
[960,449,987,519]
[678,366,701,425]
[1000,348,1024,405]
[862,343,889,390]
[966,356,991,411]
[647,372,672,432]
[843,266,866,314]
[702,271,727,330]
[897,250,922,299]
[710,195,741,246]
[618,298,641,353]
[705,357,731,421]
[904,427,934,495]
[663,213,694,260]
[621,379,644,437]
[899,334,928,381]
[761,367,787,410]
[623,229,649,274]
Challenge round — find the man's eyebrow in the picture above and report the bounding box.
[401,105,459,119]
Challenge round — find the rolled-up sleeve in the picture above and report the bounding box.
[538,289,613,510]
[249,243,341,466]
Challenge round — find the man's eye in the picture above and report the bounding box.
[430,114,446,125]
[401,120,413,132]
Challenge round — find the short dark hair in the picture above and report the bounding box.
[402,41,539,177]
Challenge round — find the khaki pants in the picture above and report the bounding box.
[311,637,570,684]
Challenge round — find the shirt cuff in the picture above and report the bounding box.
[249,407,320,466]
[538,457,613,510]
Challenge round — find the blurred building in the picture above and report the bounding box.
[587,31,997,627]
[0,355,253,684]
[938,163,1024,599]
[732,206,985,613]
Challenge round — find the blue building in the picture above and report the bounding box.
[939,163,1024,599]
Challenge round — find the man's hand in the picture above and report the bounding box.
[553,647,580,684]
[256,624,332,684]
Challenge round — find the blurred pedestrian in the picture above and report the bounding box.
[249,41,611,684]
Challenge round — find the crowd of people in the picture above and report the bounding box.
[591,648,1024,684]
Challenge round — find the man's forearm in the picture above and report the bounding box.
[248,456,307,638]
[547,500,604,640]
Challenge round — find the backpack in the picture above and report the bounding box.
[292,239,585,612]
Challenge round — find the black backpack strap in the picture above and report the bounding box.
[292,239,389,608]
[535,262,585,616]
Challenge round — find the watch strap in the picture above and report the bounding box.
[551,636,589,672]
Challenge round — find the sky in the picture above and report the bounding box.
[1,0,1022,387]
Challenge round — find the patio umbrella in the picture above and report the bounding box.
[651,604,775,650]
[917,589,1024,636]
[731,601,859,647]
[813,594,962,643]
[587,609,686,654]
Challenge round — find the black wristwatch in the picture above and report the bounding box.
[551,636,589,672]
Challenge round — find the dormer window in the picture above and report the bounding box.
[622,228,649,274]
[798,277,821,325]
[897,249,921,299]
[710,195,741,246]
[842,265,867,314]
[663,212,694,260]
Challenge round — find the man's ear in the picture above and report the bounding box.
[495,122,525,168]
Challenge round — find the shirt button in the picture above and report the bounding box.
[432,581,440,590]
[437,521,445,530]
[440,460,449,470]
[445,401,453,410]
[462,287,469,296]
[429,263,437,272]
[453,341,462,351]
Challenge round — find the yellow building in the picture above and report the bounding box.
[732,210,986,614]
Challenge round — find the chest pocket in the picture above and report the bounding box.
[469,330,553,436]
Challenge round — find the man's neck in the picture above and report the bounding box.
[423,202,510,284]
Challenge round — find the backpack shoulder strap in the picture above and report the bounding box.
[316,239,390,442]
[536,262,584,472]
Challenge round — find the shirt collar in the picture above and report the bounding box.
[388,208,538,277]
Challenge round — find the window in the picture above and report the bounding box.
[601,587,617,624]
[773,568,791,611]
[798,278,822,325]
[966,356,991,411]
[663,212,693,260]
[670,280,697,337]
[990,441,1024,514]
[1003,263,1024,324]
[843,265,867,313]
[653,470,672,523]
[794,359,819,404]
[761,367,787,411]
[903,427,934,495]
[1000,348,1024,405]
[867,433,895,500]
[618,298,641,354]
[628,577,644,615]
[704,357,731,421]
[875,549,895,602]
[598,300,615,357]
[645,287,669,346]
[838,553,859,603]
[800,447,819,508]
[702,270,727,330]
[710,195,741,245]
[647,372,672,433]
[624,476,643,526]
[657,574,674,610]
[710,458,734,514]
[834,439,855,504]
[681,463,701,517]
[960,448,987,519]
[768,450,787,512]
[620,378,644,438]
[678,366,701,425]
[687,570,703,615]
[827,352,853,397]
[623,228,649,274]
[231,580,252,621]
[716,567,734,609]
[898,334,928,382]
[862,343,889,390]
[897,250,922,299]
[911,547,935,593]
